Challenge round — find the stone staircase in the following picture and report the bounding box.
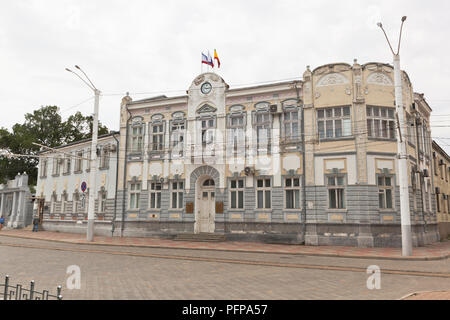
[173,233,226,242]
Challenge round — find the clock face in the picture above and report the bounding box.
[201,82,212,94]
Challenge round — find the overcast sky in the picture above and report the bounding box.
[1,0,449,153]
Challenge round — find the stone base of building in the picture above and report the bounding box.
[438,222,450,241]
[42,220,115,237]
[41,220,440,248]
[305,223,440,248]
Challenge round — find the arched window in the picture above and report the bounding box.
[203,179,215,186]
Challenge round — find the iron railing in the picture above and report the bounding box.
[0,275,62,300]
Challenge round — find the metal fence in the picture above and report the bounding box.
[0,275,62,300]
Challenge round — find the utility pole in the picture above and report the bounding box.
[66,66,101,242]
[377,17,413,256]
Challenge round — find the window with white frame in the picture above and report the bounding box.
[327,175,345,209]
[285,177,301,209]
[378,175,393,209]
[366,106,396,139]
[99,191,107,213]
[61,193,67,213]
[200,118,215,146]
[51,194,57,214]
[149,182,162,209]
[74,151,83,172]
[52,157,60,175]
[100,148,109,169]
[317,106,351,139]
[63,156,71,174]
[171,181,184,209]
[230,179,244,209]
[129,182,141,210]
[228,113,245,154]
[254,112,272,154]
[151,123,165,151]
[283,100,301,142]
[170,121,185,157]
[73,193,79,214]
[40,158,48,177]
[130,125,144,153]
[256,178,271,209]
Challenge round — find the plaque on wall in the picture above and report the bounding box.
[186,202,194,214]
[215,201,224,214]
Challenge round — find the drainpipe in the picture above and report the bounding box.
[414,117,427,230]
[121,100,132,237]
[111,132,119,237]
[294,81,306,244]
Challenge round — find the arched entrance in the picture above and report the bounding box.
[190,166,220,234]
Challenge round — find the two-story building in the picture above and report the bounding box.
[112,60,439,247]
[36,131,119,235]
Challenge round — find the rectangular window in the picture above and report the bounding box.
[52,157,61,175]
[378,175,393,209]
[254,112,271,154]
[151,123,164,151]
[40,159,48,177]
[129,183,141,210]
[100,149,109,168]
[285,177,301,209]
[228,114,245,154]
[256,178,271,209]
[131,126,144,153]
[230,179,244,209]
[171,181,184,209]
[366,106,396,139]
[100,192,107,213]
[317,106,351,139]
[150,183,162,209]
[327,175,345,209]
[201,118,215,146]
[283,110,300,141]
[171,121,185,157]
[75,151,83,172]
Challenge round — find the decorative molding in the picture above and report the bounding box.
[151,113,164,121]
[255,102,270,111]
[316,73,349,87]
[194,75,205,86]
[366,72,394,86]
[196,103,217,114]
[229,105,245,113]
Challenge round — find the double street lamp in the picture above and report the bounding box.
[377,16,413,256]
[66,66,101,242]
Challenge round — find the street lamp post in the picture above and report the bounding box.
[66,66,101,242]
[377,17,413,256]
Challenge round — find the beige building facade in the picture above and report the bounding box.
[112,60,440,247]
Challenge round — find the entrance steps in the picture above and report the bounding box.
[173,233,226,242]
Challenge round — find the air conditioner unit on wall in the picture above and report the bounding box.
[269,104,278,113]
[422,169,429,177]
[435,187,440,194]
[244,167,255,176]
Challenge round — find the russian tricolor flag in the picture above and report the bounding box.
[202,52,214,68]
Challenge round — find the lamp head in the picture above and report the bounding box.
[401,16,407,22]
[75,65,81,70]
[377,22,382,28]
[65,68,72,73]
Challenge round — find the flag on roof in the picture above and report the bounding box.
[214,49,220,68]
[202,52,214,67]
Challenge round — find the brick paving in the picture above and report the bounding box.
[1,239,449,300]
[0,229,449,260]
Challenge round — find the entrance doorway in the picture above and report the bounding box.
[198,178,215,233]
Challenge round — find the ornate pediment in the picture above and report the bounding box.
[196,104,217,114]
[366,72,393,86]
[316,73,349,87]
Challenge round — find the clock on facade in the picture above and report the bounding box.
[201,82,212,94]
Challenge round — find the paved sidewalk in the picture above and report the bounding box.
[401,291,450,300]
[0,229,449,261]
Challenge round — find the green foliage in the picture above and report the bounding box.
[0,106,110,188]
